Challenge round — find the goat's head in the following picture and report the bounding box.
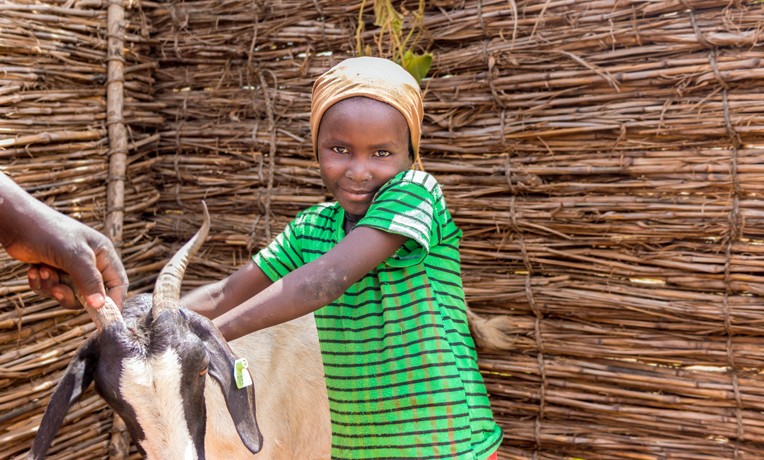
[28,204,262,460]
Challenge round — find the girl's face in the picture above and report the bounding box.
[316,97,413,221]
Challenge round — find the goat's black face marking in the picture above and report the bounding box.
[152,308,210,458]
[91,295,153,454]
[94,322,147,452]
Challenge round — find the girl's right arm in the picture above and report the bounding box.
[212,226,407,341]
[181,260,274,320]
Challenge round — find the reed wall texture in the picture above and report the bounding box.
[2,0,764,458]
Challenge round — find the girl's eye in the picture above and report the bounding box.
[375,150,392,158]
[332,146,349,154]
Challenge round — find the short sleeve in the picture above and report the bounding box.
[252,220,304,281]
[358,172,439,267]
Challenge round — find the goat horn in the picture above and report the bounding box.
[152,201,211,316]
[86,295,124,331]
[61,273,125,332]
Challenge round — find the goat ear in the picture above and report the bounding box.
[187,313,263,454]
[28,335,100,460]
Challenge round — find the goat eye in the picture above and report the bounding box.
[199,368,207,377]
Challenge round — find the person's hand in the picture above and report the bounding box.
[0,173,128,310]
[7,214,127,310]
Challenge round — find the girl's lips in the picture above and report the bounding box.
[339,187,374,201]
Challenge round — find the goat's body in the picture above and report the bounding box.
[204,313,331,459]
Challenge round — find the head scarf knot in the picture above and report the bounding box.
[310,56,424,162]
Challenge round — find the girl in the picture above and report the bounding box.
[184,56,503,459]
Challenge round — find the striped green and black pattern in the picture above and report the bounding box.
[255,170,503,459]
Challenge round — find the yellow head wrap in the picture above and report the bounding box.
[310,56,424,163]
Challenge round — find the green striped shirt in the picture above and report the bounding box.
[254,170,503,459]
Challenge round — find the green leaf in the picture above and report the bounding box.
[401,50,433,83]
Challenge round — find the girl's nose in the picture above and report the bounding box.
[345,160,372,182]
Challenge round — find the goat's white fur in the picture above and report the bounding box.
[121,349,197,460]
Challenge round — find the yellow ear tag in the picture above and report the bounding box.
[234,358,253,389]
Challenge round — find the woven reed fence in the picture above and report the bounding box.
[3,0,764,458]
[0,0,162,458]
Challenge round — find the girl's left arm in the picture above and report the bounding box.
[214,226,407,341]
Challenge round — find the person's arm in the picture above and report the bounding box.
[214,226,407,341]
[181,259,274,320]
[0,172,128,310]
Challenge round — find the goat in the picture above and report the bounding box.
[27,204,330,459]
